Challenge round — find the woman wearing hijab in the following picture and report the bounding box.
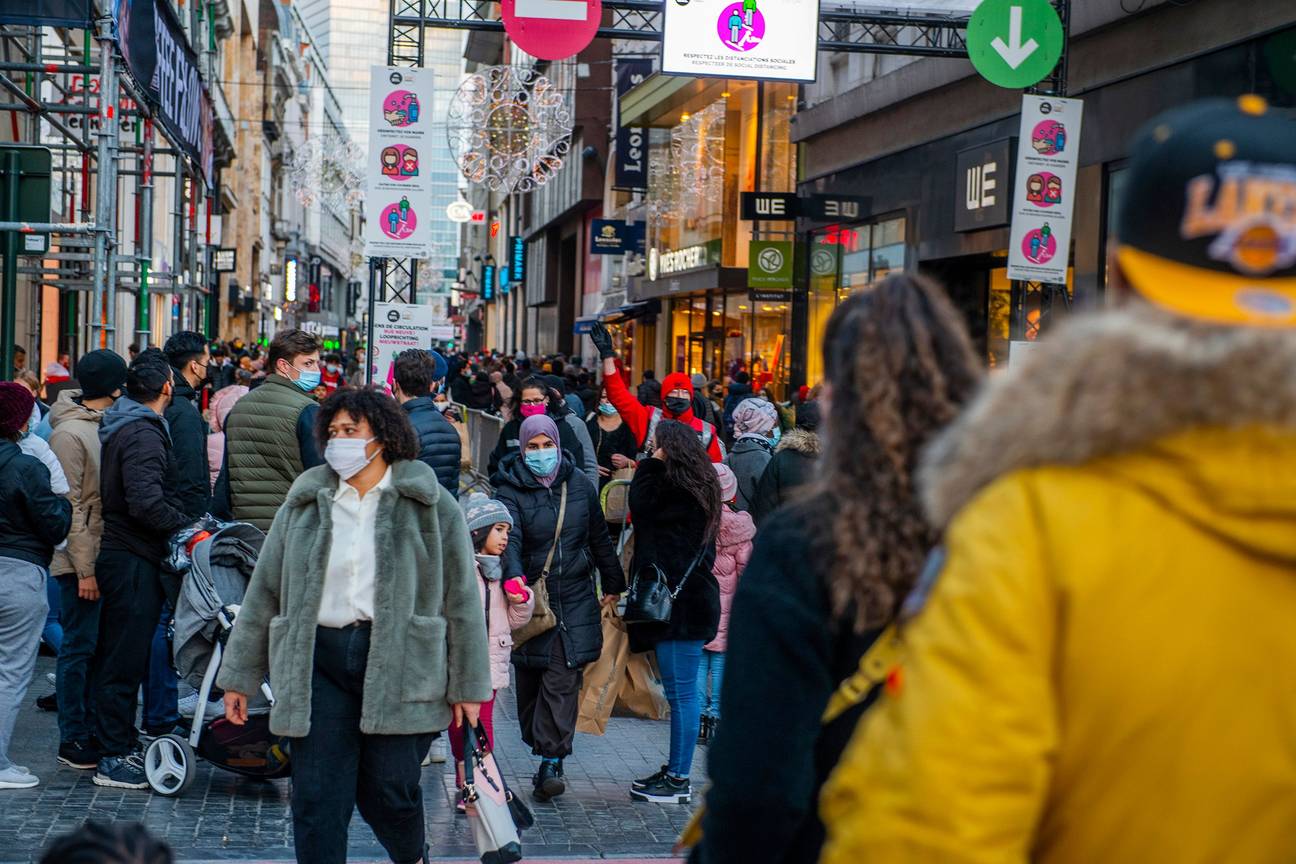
[491,414,625,802]
[725,398,779,512]
[218,387,492,864]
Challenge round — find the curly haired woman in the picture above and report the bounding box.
[690,273,982,864]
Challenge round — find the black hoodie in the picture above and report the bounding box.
[163,376,211,520]
[99,397,192,562]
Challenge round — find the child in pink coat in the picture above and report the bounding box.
[698,463,755,744]
[452,494,535,812]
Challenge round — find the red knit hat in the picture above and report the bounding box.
[0,381,36,437]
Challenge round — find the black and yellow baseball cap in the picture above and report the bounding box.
[1115,95,1296,326]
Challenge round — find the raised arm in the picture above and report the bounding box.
[591,323,649,446]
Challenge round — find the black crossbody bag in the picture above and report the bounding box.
[623,544,708,627]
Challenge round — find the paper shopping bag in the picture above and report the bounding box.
[577,606,630,735]
[616,650,670,720]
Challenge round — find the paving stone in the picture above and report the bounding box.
[3,656,700,861]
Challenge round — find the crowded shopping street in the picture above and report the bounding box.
[1,0,1296,862]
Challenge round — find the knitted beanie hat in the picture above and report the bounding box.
[713,462,738,503]
[0,382,36,437]
[462,493,513,533]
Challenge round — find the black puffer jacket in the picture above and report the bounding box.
[163,377,211,520]
[487,411,587,480]
[625,457,719,654]
[0,439,72,568]
[751,429,821,527]
[492,453,624,670]
[99,397,192,563]
[402,396,461,498]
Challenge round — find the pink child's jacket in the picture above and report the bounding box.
[476,560,535,690]
[705,506,755,653]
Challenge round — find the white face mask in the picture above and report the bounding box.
[324,437,377,480]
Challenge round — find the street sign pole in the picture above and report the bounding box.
[1,150,19,380]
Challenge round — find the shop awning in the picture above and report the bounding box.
[573,317,598,334]
[599,299,661,323]
[619,73,732,129]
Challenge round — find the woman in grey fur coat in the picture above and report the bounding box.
[218,388,492,864]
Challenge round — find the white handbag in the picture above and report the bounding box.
[462,724,523,864]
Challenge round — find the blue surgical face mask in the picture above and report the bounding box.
[597,402,617,416]
[771,426,782,445]
[294,368,321,391]
[524,447,559,477]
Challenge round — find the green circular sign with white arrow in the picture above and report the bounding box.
[967,0,1064,89]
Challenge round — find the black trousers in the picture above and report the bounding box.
[290,625,431,864]
[54,572,100,745]
[514,635,582,759]
[91,547,165,757]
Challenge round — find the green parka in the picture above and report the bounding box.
[217,458,493,737]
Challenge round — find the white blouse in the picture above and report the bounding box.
[317,464,391,628]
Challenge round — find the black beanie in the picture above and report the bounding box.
[77,349,128,399]
[795,400,821,432]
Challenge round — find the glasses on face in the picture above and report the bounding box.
[520,397,547,406]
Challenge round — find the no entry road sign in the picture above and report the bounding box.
[501,0,602,61]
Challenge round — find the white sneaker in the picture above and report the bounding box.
[177,692,222,719]
[0,766,39,790]
[423,736,449,766]
[46,672,56,687]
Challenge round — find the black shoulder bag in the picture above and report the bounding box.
[623,543,708,627]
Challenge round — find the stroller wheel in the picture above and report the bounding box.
[144,734,197,797]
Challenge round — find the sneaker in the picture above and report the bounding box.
[35,692,57,712]
[45,672,56,687]
[93,755,149,790]
[0,766,38,790]
[531,758,565,802]
[632,764,670,791]
[630,772,691,804]
[177,692,222,720]
[425,736,449,765]
[58,741,100,770]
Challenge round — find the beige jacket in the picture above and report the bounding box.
[48,390,106,578]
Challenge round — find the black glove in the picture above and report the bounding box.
[590,322,616,360]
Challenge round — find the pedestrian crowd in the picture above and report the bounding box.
[1,97,1294,864]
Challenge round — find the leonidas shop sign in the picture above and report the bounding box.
[114,0,215,185]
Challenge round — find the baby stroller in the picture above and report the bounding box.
[143,521,287,796]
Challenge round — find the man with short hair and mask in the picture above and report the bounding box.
[162,331,212,520]
[589,323,725,463]
[91,348,194,790]
[213,328,323,530]
[392,348,461,498]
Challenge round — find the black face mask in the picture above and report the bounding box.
[664,396,691,416]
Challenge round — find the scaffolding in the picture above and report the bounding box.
[0,12,215,372]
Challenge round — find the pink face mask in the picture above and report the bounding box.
[519,403,546,418]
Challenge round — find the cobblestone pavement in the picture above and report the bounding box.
[2,656,701,862]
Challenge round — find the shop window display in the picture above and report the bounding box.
[807,216,907,385]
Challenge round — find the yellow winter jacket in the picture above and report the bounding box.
[819,309,1296,864]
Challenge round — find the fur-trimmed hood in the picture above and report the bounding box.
[922,307,1296,531]
[776,428,821,457]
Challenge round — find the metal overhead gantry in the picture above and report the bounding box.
[388,0,972,57]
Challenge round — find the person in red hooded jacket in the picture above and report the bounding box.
[589,323,724,463]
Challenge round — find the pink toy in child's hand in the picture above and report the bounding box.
[504,577,530,601]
